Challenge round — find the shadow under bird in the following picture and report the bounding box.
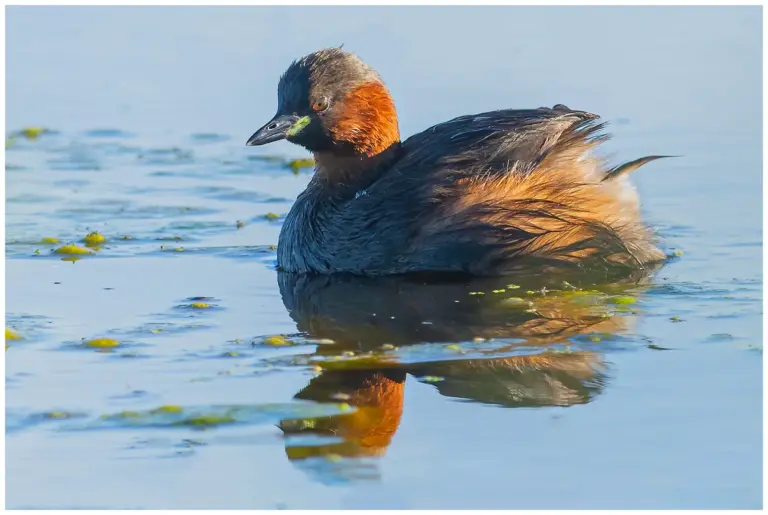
[247,48,671,276]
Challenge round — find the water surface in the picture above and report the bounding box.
[5,6,762,509]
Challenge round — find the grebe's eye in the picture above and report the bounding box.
[312,97,329,112]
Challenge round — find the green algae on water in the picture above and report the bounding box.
[263,335,291,346]
[83,231,106,245]
[151,405,183,414]
[102,410,142,420]
[177,414,236,428]
[264,212,280,221]
[40,237,60,244]
[6,328,22,341]
[20,127,48,140]
[190,302,210,309]
[44,411,76,420]
[55,243,91,255]
[83,337,120,349]
[287,157,315,174]
[609,296,636,305]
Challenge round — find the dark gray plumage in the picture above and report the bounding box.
[247,48,669,276]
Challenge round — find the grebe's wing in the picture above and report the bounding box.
[395,104,602,180]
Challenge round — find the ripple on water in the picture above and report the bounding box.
[82,128,136,139]
[189,133,231,144]
[8,402,355,434]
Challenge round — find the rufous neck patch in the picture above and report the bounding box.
[331,81,400,156]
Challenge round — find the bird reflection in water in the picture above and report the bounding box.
[276,265,658,482]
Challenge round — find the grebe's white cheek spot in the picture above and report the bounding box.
[355,189,369,199]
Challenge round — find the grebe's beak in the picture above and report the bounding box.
[246,114,301,146]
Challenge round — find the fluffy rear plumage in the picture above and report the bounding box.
[399,107,668,274]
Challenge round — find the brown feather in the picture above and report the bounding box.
[331,81,400,156]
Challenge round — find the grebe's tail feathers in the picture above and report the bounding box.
[602,155,677,182]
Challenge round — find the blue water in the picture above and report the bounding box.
[5,6,762,509]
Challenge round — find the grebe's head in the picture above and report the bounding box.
[246,48,400,157]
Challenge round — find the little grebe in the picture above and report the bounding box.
[246,48,668,276]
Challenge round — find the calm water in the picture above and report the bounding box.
[5,6,763,509]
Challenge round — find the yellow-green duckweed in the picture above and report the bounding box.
[83,231,106,244]
[44,411,76,420]
[151,405,184,414]
[263,335,290,346]
[40,237,60,244]
[609,296,637,305]
[179,414,235,428]
[83,338,120,348]
[287,158,314,174]
[55,244,92,255]
[20,127,47,140]
[264,212,280,221]
[6,328,22,341]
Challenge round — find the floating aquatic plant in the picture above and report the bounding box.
[287,158,314,174]
[83,338,120,349]
[55,244,91,255]
[608,296,636,305]
[262,335,291,346]
[83,231,106,244]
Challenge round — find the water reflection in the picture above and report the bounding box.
[276,266,659,481]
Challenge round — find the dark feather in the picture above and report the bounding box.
[602,155,676,182]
